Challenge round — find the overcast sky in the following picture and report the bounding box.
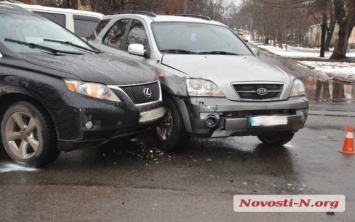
[229,0,242,6]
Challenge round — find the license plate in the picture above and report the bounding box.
[249,116,287,127]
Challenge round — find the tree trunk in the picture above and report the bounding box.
[277,29,283,49]
[332,82,345,99]
[330,0,355,59]
[320,13,327,57]
[325,19,336,51]
[325,4,336,51]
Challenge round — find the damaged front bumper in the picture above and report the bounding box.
[48,91,165,151]
[181,96,308,138]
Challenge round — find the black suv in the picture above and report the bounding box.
[0,4,165,167]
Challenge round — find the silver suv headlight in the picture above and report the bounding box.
[186,79,225,97]
[290,79,305,97]
[65,80,121,102]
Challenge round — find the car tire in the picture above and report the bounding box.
[155,96,190,151]
[1,101,60,167]
[257,131,295,146]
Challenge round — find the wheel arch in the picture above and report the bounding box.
[161,89,193,133]
[0,92,58,140]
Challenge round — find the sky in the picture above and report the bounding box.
[230,0,242,6]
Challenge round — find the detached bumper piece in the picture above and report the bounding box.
[139,106,167,123]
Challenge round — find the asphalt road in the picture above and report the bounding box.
[1,50,355,222]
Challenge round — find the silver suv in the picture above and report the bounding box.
[89,12,309,151]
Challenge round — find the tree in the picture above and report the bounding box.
[231,0,309,47]
[330,0,355,59]
[325,2,336,51]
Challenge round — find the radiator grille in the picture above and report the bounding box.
[233,84,283,100]
[120,82,160,104]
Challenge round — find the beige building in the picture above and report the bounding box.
[349,28,355,48]
[305,23,355,49]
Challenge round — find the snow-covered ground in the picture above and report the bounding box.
[257,44,355,82]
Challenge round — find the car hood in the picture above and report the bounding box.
[161,54,292,84]
[23,53,157,85]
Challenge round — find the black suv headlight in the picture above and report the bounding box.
[65,80,121,102]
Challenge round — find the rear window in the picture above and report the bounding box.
[73,15,101,38]
[33,11,66,27]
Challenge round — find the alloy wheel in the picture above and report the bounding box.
[156,109,173,141]
[4,111,42,160]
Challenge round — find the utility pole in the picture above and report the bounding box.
[184,0,187,14]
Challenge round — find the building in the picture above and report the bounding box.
[305,23,355,49]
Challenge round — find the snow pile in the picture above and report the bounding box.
[257,44,355,82]
[299,61,355,81]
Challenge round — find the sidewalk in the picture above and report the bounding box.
[255,43,355,83]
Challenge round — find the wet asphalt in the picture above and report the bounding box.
[0,50,355,222]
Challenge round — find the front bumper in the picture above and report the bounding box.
[47,91,165,151]
[181,96,308,137]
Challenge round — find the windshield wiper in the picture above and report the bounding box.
[160,49,196,54]
[43,38,100,53]
[4,38,84,55]
[198,51,240,55]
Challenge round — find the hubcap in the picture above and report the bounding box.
[5,112,41,160]
[156,109,173,141]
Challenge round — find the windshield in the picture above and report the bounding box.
[151,22,252,55]
[0,10,96,54]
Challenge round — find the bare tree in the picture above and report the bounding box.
[330,0,355,59]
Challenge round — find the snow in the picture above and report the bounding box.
[299,61,355,81]
[256,44,355,82]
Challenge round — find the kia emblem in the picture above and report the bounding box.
[256,88,268,95]
[143,88,152,98]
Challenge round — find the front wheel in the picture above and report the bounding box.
[257,131,295,146]
[1,101,60,167]
[155,96,190,151]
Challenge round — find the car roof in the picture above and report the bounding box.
[103,13,225,26]
[0,2,34,15]
[1,1,103,18]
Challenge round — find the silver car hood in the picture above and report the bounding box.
[162,54,291,82]
[161,54,293,100]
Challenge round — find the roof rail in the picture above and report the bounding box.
[0,0,24,3]
[116,11,156,17]
[175,14,211,21]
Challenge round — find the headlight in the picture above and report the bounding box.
[290,79,305,96]
[65,80,121,102]
[186,79,225,97]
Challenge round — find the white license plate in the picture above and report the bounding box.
[249,116,288,127]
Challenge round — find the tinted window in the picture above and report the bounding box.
[125,19,148,50]
[33,11,66,27]
[89,18,110,40]
[95,19,110,36]
[103,19,130,49]
[151,22,252,55]
[73,15,101,37]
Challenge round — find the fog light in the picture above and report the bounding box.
[85,121,93,129]
[204,115,218,128]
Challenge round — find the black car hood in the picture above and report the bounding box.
[23,53,157,85]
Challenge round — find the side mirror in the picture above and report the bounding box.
[128,44,150,58]
[251,47,260,57]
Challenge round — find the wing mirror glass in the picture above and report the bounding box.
[128,44,150,58]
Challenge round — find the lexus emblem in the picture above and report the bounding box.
[256,88,268,95]
[143,88,152,98]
